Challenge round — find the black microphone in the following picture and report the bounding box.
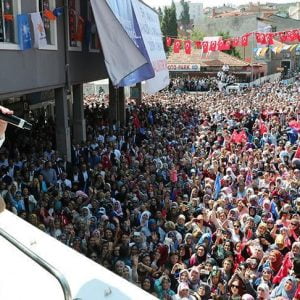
[0,111,32,130]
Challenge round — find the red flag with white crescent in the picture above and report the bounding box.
[202,41,209,53]
[209,40,217,51]
[265,33,274,45]
[255,32,267,44]
[232,37,240,47]
[184,40,192,54]
[241,34,249,47]
[279,32,287,43]
[166,36,172,47]
[195,40,202,49]
[173,39,181,53]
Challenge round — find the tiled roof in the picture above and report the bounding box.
[167,49,250,67]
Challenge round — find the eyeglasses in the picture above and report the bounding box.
[234,225,240,228]
[231,284,239,289]
[291,223,298,226]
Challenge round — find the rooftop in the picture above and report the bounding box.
[168,49,251,67]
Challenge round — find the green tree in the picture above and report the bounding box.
[157,7,163,25]
[190,29,204,41]
[217,31,241,59]
[161,1,178,52]
[180,0,190,30]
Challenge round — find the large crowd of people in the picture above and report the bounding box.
[1,77,300,300]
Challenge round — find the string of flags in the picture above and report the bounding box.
[166,28,300,55]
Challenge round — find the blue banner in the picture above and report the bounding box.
[106,0,154,87]
[17,14,32,51]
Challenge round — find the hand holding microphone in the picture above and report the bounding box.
[0,106,32,131]
[0,106,14,138]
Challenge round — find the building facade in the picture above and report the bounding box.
[175,1,204,23]
[0,0,108,159]
[289,3,300,20]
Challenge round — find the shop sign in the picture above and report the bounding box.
[167,64,201,71]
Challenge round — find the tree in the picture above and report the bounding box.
[190,29,204,41]
[161,1,178,52]
[180,0,190,31]
[217,31,241,59]
[157,7,163,25]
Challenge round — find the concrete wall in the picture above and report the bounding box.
[0,0,107,99]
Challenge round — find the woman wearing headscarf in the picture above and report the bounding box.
[207,266,226,298]
[190,283,211,300]
[172,282,193,300]
[112,199,123,218]
[273,241,300,284]
[138,210,151,237]
[140,277,155,295]
[268,250,283,276]
[80,206,92,224]
[257,282,270,300]
[189,244,208,267]
[270,275,298,299]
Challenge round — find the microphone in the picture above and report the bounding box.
[0,111,32,130]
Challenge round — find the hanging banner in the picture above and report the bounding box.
[132,0,170,94]
[17,14,32,50]
[30,12,47,48]
[105,0,155,87]
[90,0,147,86]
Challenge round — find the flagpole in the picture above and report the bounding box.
[251,32,254,84]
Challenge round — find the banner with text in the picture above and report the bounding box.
[90,0,147,86]
[132,0,169,94]
[105,0,155,87]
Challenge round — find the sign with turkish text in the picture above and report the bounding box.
[132,0,169,94]
[167,64,201,72]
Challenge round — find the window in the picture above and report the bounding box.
[37,0,57,50]
[0,0,21,50]
[87,0,100,52]
[68,0,82,50]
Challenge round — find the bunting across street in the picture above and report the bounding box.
[165,27,300,55]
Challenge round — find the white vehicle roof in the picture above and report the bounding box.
[0,210,157,300]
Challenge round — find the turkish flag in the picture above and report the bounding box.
[232,37,240,47]
[217,40,225,51]
[173,39,181,53]
[209,40,217,51]
[195,40,202,49]
[286,30,297,42]
[166,37,172,47]
[184,40,192,54]
[279,32,287,43]
[265,33,274,45]
[202,41,209,53]
[224,39,231,50]
[241,34,249,47]
[292,29,300,41]
[256,32,267,44]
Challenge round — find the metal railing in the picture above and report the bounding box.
[0,227,73,300]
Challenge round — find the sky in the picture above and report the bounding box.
[143,0,299,9]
